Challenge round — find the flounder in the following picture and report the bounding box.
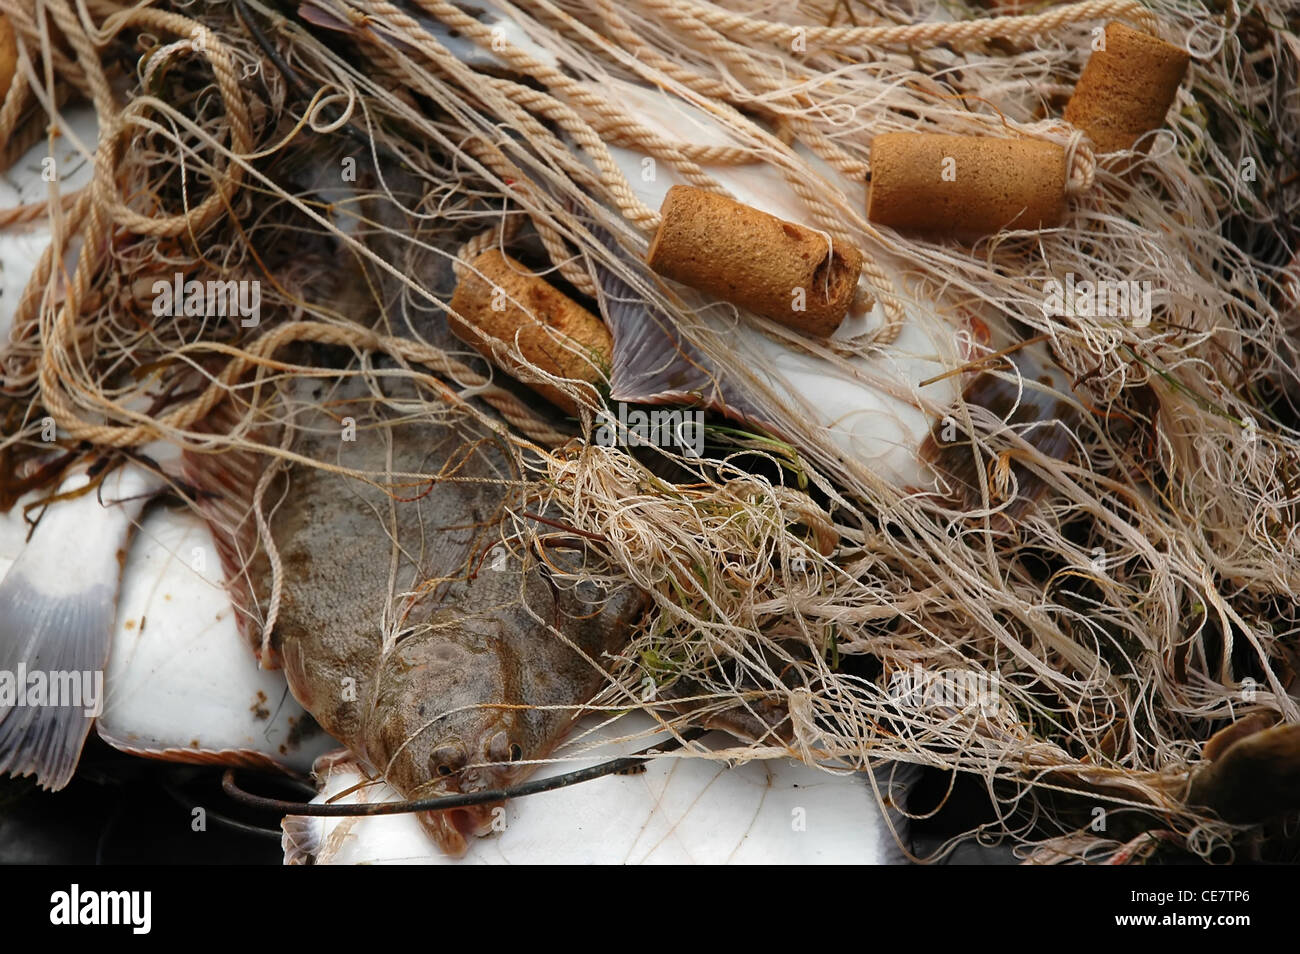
[243,373,647,855]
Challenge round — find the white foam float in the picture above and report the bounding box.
[0,103,98,345]
[284,712,903,864]
[97,503,335,773]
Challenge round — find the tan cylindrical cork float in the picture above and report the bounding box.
[448,249,612,416]
[1064,22,1190,154]
[0,16,17,106]
[867,133,1067,238]
[647,185,863,338]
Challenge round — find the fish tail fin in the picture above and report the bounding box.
[0,465,158,789]
[0,586,111,789]
[590,225,774,429]
[589,227,715,405]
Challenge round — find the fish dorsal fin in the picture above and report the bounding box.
[179,396,282,666]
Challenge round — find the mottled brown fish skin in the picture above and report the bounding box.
[265,380,645,855]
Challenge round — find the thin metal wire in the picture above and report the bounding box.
[223,728,707,817]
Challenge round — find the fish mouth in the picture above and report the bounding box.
[416,802,503,858]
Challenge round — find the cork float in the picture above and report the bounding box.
[1064,22,1191,154]
[0,15,17,105]
[448,248,613,415]
[646,184,864,338]
[866,133,1067,238]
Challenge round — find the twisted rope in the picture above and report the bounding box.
[641,0,1159,49]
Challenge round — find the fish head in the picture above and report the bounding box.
[410,718,532,858]
[410,726,527,857]
[370,627,538,857]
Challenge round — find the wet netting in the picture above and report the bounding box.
[1,0,1298,862]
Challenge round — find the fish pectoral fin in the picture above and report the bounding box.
[604,288,716,405]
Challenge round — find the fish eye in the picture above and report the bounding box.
[431,744,466,778]
[509,743,523,762]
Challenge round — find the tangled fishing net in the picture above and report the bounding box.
[1,0,1298,863]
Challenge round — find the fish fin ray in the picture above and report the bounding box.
[180,400,279,666]
[592,234,774,429]
[0,482,140,788]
